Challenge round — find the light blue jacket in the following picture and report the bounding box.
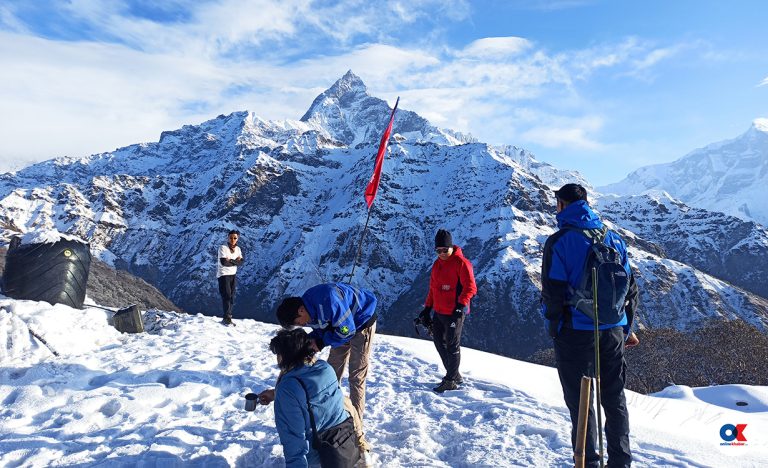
[274,360,350,467]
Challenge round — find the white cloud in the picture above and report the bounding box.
[520,117,605,150]
[0,1,694,171]
[455,37,532,60]
[0,3,28,33]
[759,76,768,87]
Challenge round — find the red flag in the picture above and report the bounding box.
[364,97,399,209]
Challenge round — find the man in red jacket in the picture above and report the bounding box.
[419,229,478,393]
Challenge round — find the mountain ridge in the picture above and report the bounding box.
[1,72,767,359]
[599,119,768,226]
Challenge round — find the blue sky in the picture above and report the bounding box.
[1,0,766,185]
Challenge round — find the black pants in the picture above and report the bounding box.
[217,275,236,320]
[554,327,631,468]
[431,312,464,382]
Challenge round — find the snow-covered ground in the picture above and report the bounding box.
[1,297,766,467]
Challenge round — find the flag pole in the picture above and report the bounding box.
[347,97,399,284]
[347,207,373,283]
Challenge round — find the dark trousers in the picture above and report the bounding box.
[554,327,631,468]
[217,275,236,320]
[431,312,464,382]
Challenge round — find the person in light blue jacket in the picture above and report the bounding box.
[261,328,354,467]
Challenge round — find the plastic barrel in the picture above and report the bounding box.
[2,236,92,309]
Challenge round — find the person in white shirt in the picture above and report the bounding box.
[216,230,243,326]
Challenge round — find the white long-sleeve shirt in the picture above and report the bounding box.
[216,244,242,278]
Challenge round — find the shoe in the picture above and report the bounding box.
[455,375,464,385]
[222,318,235,326]
[433,379,458,393]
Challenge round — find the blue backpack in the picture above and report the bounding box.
[565,227,630,325]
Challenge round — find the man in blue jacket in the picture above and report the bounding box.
[541,183,639,468]
[277,283,377,443]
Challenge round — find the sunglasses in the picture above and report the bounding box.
[435,247,450,254]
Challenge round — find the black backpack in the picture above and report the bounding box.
[565,227,630,325]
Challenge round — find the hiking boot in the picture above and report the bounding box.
[433,379,458,393]
[222,318,235,326]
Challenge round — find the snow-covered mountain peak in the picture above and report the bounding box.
[752,117,768,133]
[303,69,368,111]
[600,120,768,226]
[300,71,474,146]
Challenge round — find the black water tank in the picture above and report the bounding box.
[2,235,92,309]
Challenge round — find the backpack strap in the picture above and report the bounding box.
[293,377,319,444]
[563,225,608,243]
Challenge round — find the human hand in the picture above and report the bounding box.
[258,389,275,405]
[452,305,465,319]
[625,332,639,348]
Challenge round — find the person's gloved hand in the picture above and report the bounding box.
[453,305,466,319]
[548,320,560,338]
[418,307,433,328]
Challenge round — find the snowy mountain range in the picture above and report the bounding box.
[1,71,767,359]
[600,119,768,226]
[596,192,768,301]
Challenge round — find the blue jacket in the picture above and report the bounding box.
[275,360,350,468]
[302,283,377,349]
[541,200,638,334]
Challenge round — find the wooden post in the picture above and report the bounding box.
[574,376,592,468]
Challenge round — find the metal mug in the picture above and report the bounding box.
[244,393,258,411]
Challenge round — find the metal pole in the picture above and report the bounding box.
[592,266,604,468]
[348,207,373,283]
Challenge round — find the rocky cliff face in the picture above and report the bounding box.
[597,192,768,300]
[1,72,766,358]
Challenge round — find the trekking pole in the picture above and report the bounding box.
[347,206,373,283]
[592,266,604,468]
[575,376,592,468]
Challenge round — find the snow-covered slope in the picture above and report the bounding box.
[599,119,768,226]
[2,298,767,467]
[1,72,767,360]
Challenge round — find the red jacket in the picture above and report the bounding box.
[425,245,477,315]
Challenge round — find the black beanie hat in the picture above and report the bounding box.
[435,229,453,248]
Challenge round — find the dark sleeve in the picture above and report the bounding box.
[624,269,639,331]
[220,258,236,267]
[541,233,569,321]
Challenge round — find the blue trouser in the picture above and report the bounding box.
[554,326,631,468]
